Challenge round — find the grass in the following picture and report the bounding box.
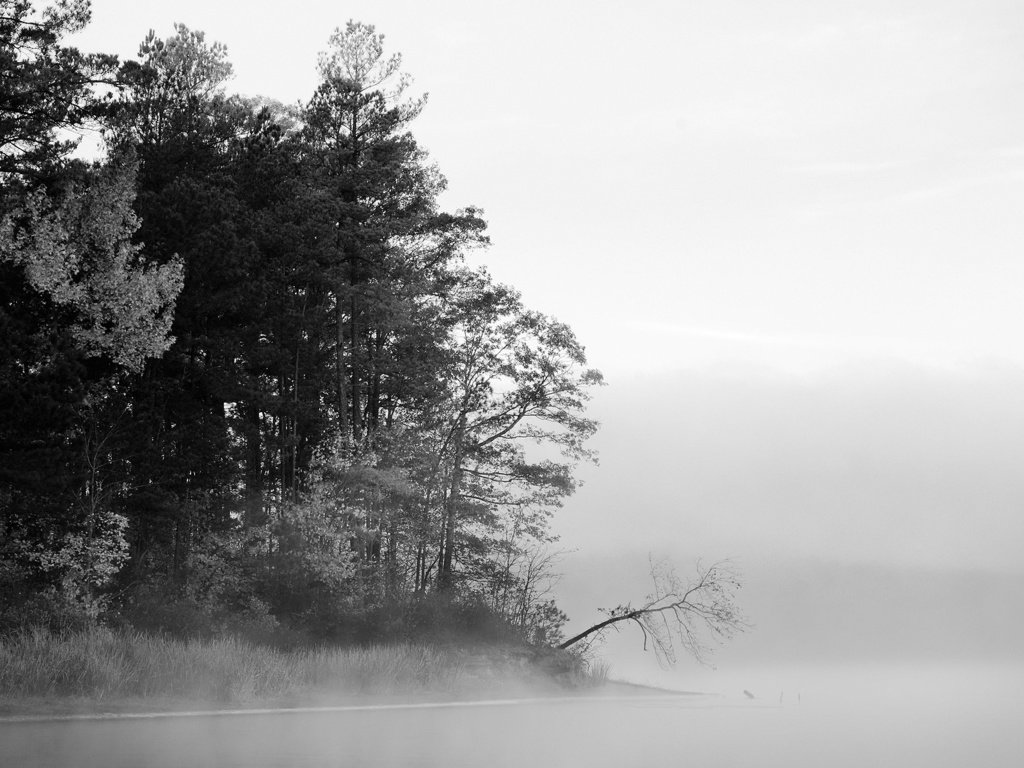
[0,626,463,707]
[0,627,606,714]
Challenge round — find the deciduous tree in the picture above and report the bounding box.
[429,271,602,589]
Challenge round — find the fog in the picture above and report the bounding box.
[4,663,1022,767]
[556,361,1024,571]
[508,360,1024,766]
[550,361,1024,682]
[558,555,1024,668]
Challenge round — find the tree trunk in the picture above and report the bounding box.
[558,611,643,651]
[367,328,383,434]
[335,295,349,439]
[438,414,467,591]
[350,296,362,441]
[244,402,265,524]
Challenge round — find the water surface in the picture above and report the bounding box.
[3,662,1019,767]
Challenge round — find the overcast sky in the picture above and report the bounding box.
[72,0,1024,374]
[71,0,1024,663]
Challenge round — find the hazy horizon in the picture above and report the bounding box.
[552,359,1024,681]
[555,361,1024,567]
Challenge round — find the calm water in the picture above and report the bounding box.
[2,662,1020,767]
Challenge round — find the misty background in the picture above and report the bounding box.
[553,363,1024,682]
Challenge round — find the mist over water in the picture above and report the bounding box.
[2,661,1020,767]
[525,362,1024,766]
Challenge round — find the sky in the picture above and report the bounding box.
[70,0,1024,374]
[70,0,1024,667]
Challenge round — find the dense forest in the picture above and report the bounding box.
[0,0,602,648]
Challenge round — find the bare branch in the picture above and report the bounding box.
[559,558,749,666]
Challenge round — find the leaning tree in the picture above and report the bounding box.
[559,559,749,665]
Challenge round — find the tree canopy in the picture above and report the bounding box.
[0,7,604,647]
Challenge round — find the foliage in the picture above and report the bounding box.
[0,2,184,628]
[0,158,184,369]
[0,6,604,653]
[115,23,233,147]
[0,0,117,182]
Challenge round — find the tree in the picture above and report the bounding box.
[558,559,749,665]
[1,12,605,642]
[0,158,184,615]
[0,0,116,184]
[474,518,570,645]
[0,157,184,369]
[0,5,186,623]
[429,271,602,590]
[0,156,182,622]
[105,24,258,586]
[301,20,480,445]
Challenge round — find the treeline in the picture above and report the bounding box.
[0,1,601,646]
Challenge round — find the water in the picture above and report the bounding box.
[2,662,1020,767]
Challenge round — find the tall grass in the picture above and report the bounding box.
[571,658,610,688]
[0,627,467,704]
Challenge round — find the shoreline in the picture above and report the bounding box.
[0,679,708,723]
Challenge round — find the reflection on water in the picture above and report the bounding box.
[2,662,1021,768]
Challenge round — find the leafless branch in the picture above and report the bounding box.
[559,557,750,666]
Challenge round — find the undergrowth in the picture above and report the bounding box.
[0,627,606,707]
[0,627,462,704]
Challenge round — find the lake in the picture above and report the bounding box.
[2,661,1020,767]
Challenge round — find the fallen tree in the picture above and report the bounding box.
[559,559,748,665]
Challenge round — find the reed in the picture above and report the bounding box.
[0,626,467,704]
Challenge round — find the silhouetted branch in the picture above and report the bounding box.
[559,558,749,666]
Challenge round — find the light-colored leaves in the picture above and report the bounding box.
[0,158,183,370]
